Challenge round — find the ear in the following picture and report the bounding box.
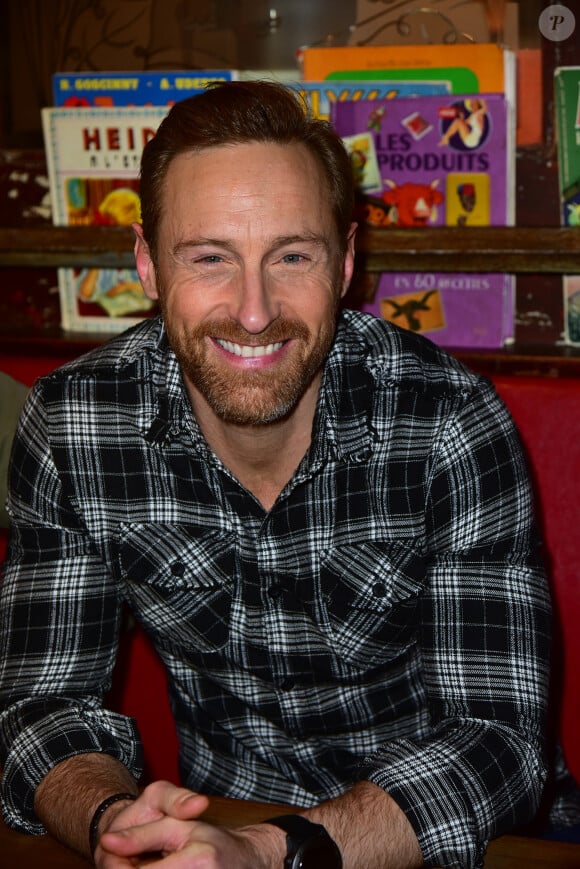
[340,222,358,298]
[132,222,159,301]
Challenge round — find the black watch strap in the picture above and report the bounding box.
[263,814,343,868]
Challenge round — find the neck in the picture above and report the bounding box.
[186,376,321,511]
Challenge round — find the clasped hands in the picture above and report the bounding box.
[95,780,282,868]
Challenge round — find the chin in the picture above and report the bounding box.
[205,389,299,426]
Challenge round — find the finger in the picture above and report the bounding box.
[140,781,209,821]
[168,791,210,820]
[99,816,195,858]
[96,840,141,867]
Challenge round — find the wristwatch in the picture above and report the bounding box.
[263,814,343,868]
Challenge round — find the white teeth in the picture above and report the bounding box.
[217,339,284,358]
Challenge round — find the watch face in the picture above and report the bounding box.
[294,834,340,868]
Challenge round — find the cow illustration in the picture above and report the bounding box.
[381,179,443,227]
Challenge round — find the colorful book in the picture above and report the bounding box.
[288,80,449,122]
[554,66,580,346]
[348,271,514,349]
[332,93,514,348]
[332,93,512,226]
[301,43,512,96]
[555,66,580,227]
[51,69,302,108]
[52,70,234,107]
[42,105,169,333]
[564,276,580,346]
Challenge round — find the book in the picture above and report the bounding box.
[554,66,580,346]
[332,93,514,347]
[51,69,301,108]
[564,276,580,346]
[516,49,542,146]
[288,80,450,123]
[555,66,580,227]
[332,93,512,226]
[42,105,169,332]
[52,70,234,107]
[348,271,514,349]
[301,43,512,96]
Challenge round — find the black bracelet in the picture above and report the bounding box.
[89,792,137,856]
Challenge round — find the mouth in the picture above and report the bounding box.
[215,338,285,358]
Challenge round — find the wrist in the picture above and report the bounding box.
[262,814,342,868]
[235,822,287,869]
[89,792,138,857]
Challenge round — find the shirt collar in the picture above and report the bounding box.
[312,312,380,465]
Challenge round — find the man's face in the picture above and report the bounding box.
[135,141,355,426]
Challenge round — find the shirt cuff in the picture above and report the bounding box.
[0,701,143,834]
[360,722,546,869]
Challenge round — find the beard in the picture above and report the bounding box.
[164,311,339,426]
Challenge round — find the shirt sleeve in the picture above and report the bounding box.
[361,378,552,869]
[0,382,143,834]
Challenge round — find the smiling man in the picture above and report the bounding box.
[133,138,353,509]
[0,82,565,868]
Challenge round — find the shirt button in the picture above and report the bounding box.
[372,582,387,597]
[276,676,295,691]
[268,584,284,599]
[171,561,186,577]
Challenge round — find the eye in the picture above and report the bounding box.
[198,254,223,264]
[281,253,305,264]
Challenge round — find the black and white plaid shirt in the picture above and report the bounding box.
[0,310,551,868]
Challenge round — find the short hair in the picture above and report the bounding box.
[139,80,354,260]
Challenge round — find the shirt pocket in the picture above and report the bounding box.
[118,523,234,653]
[319,542,426,668]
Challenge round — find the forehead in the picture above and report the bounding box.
[160,141,332,220]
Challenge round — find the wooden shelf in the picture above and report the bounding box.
[1,224,580,377]
[357,226,580,274]
[1,225,580,273]
[0,226,135,269]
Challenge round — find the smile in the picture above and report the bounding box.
[216,339,285,358]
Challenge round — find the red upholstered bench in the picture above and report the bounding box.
[491,375,580,782]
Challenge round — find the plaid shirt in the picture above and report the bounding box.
[0,310,551,868]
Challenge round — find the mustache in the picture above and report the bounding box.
[189,317,310,345]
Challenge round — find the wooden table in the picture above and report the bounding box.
[1,795,578,867]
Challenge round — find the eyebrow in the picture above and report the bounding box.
[172,233,331,258]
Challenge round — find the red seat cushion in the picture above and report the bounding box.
[108,623,180,785]
[492,375,580,781]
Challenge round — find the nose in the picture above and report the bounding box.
[233,266,280,334]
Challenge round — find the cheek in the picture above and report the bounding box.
[158,277,210,322]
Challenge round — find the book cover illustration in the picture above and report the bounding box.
[42,106,169,332]
[555,66,580,227]
[52,70,234,107]
[332,93,511,227]
[332,94,513,347]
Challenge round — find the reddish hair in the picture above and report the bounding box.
[139,80,354,260]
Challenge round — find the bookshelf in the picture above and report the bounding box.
[1,223,579,377]
[0,225,579,273]
[1,1,579,379]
